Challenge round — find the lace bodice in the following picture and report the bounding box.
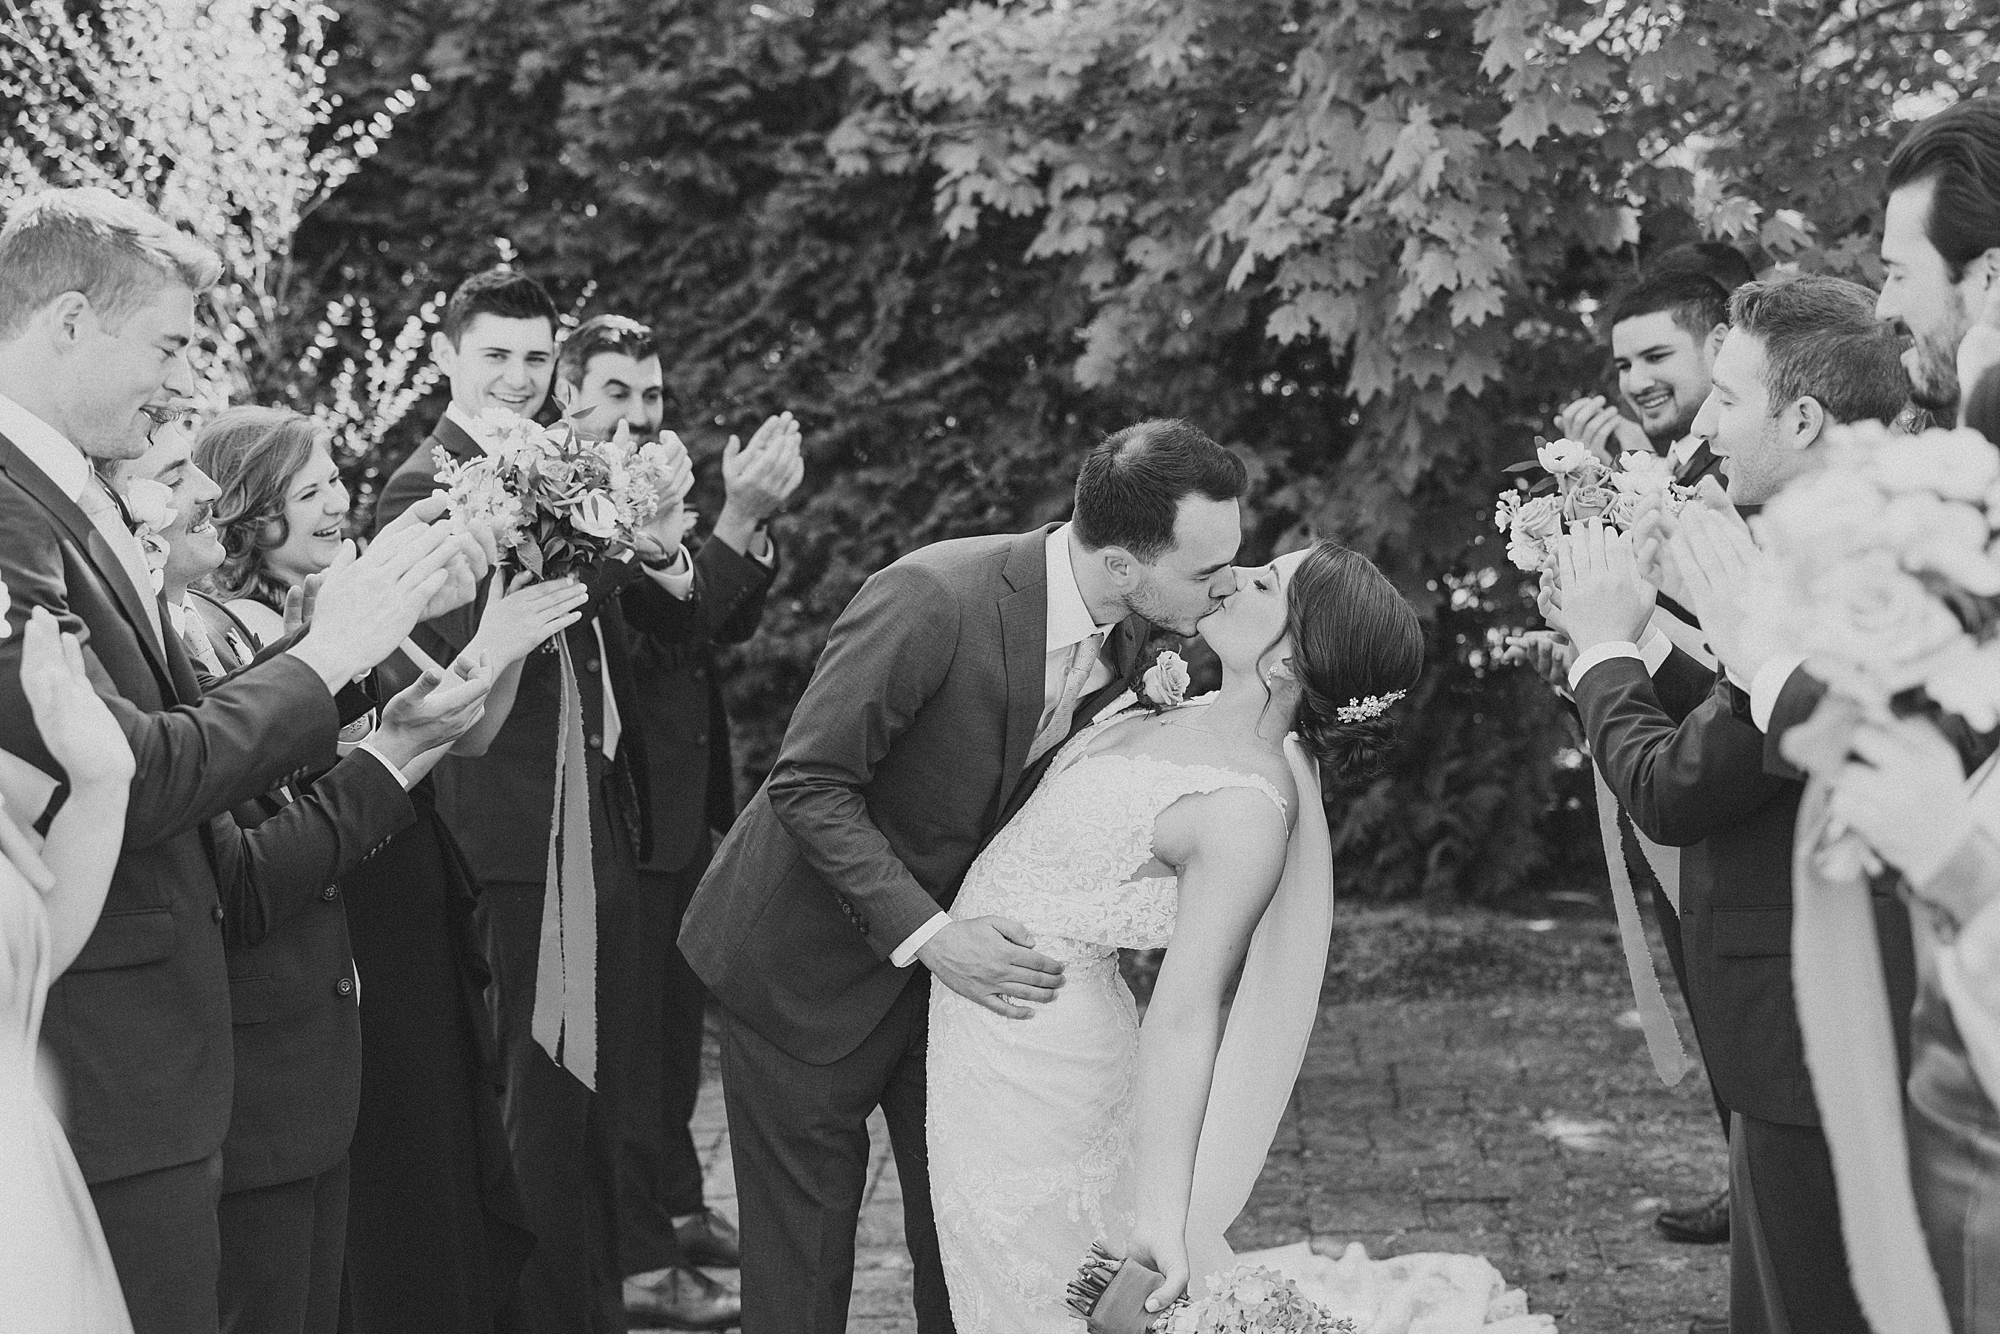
[951,706,1290,963]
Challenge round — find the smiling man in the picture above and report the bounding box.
[1878,96,2000,417]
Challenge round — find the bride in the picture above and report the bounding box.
[926,539,1424,1331]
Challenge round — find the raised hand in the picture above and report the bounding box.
[20,607,134,790]
[917,916,1066,1019]
[1554,395,1649,463]
[289,523,463,690]
[462,572,591,669]
[1826,716,1977,889]
[1551,523,1656,652]
[632,428,697,563]
[377,492,493,619]
[370,660,496,770]
[1664,506,1779,679]
[1502,629,1577,691]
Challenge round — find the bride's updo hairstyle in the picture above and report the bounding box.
[1281,541,1424,783]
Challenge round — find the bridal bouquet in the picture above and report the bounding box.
[1494,439,1689,573]
[434,408,688,581]
[1747,422,2000,735]
[1069,1245,1355,1333]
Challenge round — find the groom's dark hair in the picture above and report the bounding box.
[441,266,559,346]
[1607,269,1732,344]
[1886,96,2000,283]
[1728,275,1909,426]
[1072,419,1247,562]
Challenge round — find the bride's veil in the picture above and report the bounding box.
[1183,733,1334,1280]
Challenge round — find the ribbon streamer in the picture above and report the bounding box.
[1593,764,1692,1085]
[1792,781,1950,1334]
[532,634,599,1089]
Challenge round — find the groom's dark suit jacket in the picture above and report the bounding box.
[0,432,374,1184]
[1575,656,1915,1126]
[680,524,1146,1066]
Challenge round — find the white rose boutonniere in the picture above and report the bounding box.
[1139,649,1190,710]
[122,477,179,594]
[0,572,10,640]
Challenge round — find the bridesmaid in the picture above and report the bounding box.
[195,406,575,1332]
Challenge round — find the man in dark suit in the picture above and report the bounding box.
[1555,274,1913,1334]
[375,270,706,1334]
[680,420,1246,1333]
[0,188,487,1334]
[555,314,801,1328]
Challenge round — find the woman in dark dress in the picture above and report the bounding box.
[195,406,587,1332]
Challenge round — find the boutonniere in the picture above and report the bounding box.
[1138,649,1190,711]
[122,477,178,594]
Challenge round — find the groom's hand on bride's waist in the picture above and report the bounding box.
[918,916,1065,1019]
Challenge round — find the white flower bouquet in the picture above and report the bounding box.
[1069,1245,1355,1333]
[435,408,689,581]
[1494,439,1688,573]
[1749,422,2000,733]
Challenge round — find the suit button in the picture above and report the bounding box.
[322,886,339,902]
[584,658,601,674]
[692,731,707,747]
[587,733,602,750]
[335,976,354,997]
[691,666,706,682]
[212,904,224,924]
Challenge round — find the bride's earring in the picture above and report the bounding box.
[1264,657,1295,687]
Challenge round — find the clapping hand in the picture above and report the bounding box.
[1661,506,1780,679]
[20,607,134,791]
[1502,629,1577,691]
[370,660,497,770]
[462,572,591,670]
[1826,716,1976,888]
[1555,395,1650,463]
[917,915,1066,1019]
[631,426,697,564]
[714,412,805,555]
[376,493,495,621]
[291,519,471,689]
[1551,523,1656,652]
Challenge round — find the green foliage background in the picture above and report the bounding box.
[29,0,2000,902]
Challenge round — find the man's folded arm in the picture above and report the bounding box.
[765,562,961,960]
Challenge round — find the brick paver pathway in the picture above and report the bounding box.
[688,991,1727,1332]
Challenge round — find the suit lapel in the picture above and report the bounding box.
[0,434,178,697]
[429,416,482,463]
[995,527,1056,803]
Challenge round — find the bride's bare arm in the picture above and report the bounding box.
[1126,787,1289,1311]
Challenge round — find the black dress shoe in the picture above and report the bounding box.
[673,1208,741,1268]
[623,1266,741,1330]
[1687,1317,1729,1334]
[1656,1187,1730,1245]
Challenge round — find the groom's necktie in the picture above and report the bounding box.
[1027,631,1105,765]
[76,478,164,645]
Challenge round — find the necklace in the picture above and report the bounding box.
[1158,703,1230,737]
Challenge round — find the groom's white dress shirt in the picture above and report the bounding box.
[890,524,1122,968]
[448,401,695,762]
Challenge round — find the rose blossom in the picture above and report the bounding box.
[1756,471,1893,566]
[1860,427,2000,503]
[1514,494,1563,541]
[1611,450,1673,494]
[1878,493,2000,595]
[1142,650,1191,708]
[1925,640,2000,733]
[1798,552,1971,695]
[1562,485,1616,523]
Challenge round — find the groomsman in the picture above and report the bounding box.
[555,314,800,1330]
[1553,274,1912,1334]
[0,188,484,1334]
[376,270,704,1334]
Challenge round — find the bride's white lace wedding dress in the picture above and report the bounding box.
[927,704,1552,1334]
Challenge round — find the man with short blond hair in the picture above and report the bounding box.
[0,187,484,1334]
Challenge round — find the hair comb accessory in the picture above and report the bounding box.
[1335,690,1406,723]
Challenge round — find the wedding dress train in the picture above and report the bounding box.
[926,704,1550,1333]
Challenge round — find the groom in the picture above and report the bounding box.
[680,419,1246,1332]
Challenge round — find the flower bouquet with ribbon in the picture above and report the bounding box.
[429,407,692,1089]
[1068,1244,1355,1334]
[1494,438,1690,573]
[1742,421,2000,1334]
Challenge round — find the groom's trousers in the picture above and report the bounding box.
[720,974,955,1334]
[1727,1112,1868,1334]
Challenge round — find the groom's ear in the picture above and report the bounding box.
[1096,544,1138,586]
[430,330,458,380]
[1786,395,1828,452]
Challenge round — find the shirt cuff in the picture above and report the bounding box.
[891,911,952,968]
[1748,654,1810,734]
[1567,641,1642,692]
[1637,625,1673,675]
[642,546,695,599]
[352,740,416,792]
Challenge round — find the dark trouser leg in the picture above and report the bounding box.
[1728,1112,1868,1334]
[1630,816,1729,1139]
[218,1158,349,1334]
[481,879,622,1334]
[1907,978,2000,1334]
[89,1152,223,1334]
[604,865,703,1278]
[722,977,949,1334]
[876,984,953,1334]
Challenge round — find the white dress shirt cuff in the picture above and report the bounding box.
[892,911,952,968]
[1568,641,1641,692]
[1938,900,2000,1106]
[642,546,695,599]
[352,740,416,792]
[1748,654,1811,734]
